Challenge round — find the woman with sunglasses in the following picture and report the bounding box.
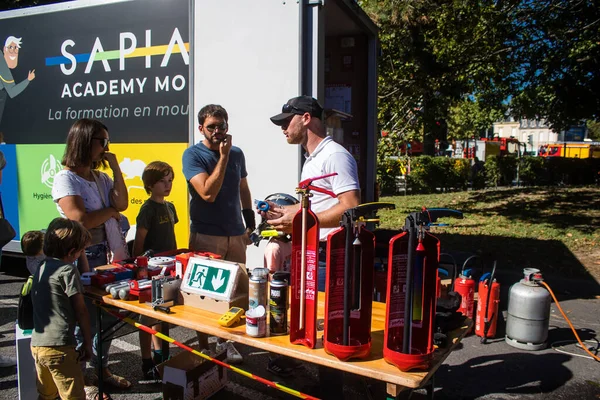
[51,118,132,392]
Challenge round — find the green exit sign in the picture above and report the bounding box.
[188,263,231,294]
[181,257,241,302]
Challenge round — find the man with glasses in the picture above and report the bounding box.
[182,104,255,364]
[0,36,35,128]
[263,96,360,382]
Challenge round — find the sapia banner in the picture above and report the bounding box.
[0,0,190,144]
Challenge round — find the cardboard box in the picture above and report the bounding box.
[159,350,227,400]
[180,257,249,314]
[181,291,248,315]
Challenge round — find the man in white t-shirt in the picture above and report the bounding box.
[266,95,361,290]
[264,96,360,386]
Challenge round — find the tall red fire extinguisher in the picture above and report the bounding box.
[289,173,337,349]
[475,261,500,343]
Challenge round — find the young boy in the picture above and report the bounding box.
[21,230,45,275]
[30,218,92,400]
[133,161,178,379]
[133,161,178,256]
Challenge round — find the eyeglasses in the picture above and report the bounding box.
[282,104,304,114]
[5,45,19,54]
[204,122,228,133]
[92,137,110,148]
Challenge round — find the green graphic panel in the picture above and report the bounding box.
[188,263,232,295]
[16,144,66,232]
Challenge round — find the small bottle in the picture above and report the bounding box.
[136,256,149,280]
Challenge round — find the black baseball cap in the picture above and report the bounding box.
[270,96,324,126]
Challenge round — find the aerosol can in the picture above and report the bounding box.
[505,268,551,350]
[324,203,394,361]
[249,268,269,310]
[269,271,290,336]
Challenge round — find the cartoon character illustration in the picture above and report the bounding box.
[0,36,36,127]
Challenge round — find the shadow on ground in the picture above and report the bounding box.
[434,352,576,399]
[434,234,600,300]
[453,186,599,234]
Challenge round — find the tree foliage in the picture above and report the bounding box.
[509,0,600,131]
[361,0,517,154]
[361,0,600,155]
[587,120,600,141]
[447,98,505,140]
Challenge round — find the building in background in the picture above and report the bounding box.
[493,117,587,155]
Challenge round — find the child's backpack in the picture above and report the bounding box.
[18,276,34,330]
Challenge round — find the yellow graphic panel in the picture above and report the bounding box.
[106,143,189,250]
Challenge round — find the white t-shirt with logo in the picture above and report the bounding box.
[301,136,360,240]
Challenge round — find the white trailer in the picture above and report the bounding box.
[0,0,378,268]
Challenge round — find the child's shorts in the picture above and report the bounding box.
[31,345,86,400]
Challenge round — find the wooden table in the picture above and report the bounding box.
[87,287,471,399]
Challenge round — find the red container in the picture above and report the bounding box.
[323,225,375,361]
[455,274,476,321]
[129,279,152,303]
[175,251,222,278]
[91,272,115,288]
[475,279,500,338]
[383,230,439,372]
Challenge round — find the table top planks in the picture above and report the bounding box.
[86,287,471,389]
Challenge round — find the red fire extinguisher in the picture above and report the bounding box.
[290,173,337,349]
[475,261,500,343]
[455,273,475,320]
[454,255,480,323]
[384,210,439,372]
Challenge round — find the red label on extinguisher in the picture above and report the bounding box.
[293,249,317,301]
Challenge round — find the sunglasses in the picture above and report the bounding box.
[92,137,110,148]
[204,122,228,133]
[282,104,304,114]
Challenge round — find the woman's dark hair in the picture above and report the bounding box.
[61,119,108,169]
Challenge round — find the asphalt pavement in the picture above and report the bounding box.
[1,255,599,400]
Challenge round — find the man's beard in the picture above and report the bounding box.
[204,132,224,144]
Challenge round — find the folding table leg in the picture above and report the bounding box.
[386,375,435,400]
[161,321,170,359]
[97,306,104,400]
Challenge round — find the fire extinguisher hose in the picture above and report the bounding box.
[101,307,321,399]
[538,281,600,362]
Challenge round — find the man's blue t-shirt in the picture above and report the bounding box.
[182,142,247,236]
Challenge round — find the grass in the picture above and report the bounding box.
[377,186,600,280]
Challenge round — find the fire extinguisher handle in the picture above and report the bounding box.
[426,208,464,222]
